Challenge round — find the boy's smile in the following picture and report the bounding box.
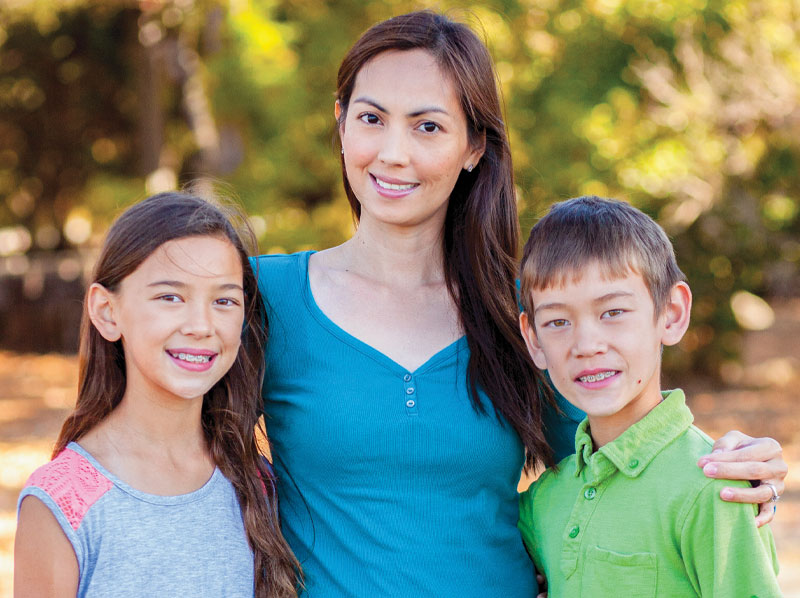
[520,263,691,447]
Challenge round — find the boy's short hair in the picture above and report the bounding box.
[519,196,685,318]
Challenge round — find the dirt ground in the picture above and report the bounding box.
[0,300,798,595]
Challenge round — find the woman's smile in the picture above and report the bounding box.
[370,173,419,196]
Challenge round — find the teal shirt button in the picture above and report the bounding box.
[568,525,580,538]
[584,487,597,500]
[629,458,639,469]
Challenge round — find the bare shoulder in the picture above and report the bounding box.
[15,495,79,597]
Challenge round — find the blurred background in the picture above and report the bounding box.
[0,0,798,594]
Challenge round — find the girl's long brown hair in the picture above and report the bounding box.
[53,192,301,597]
[336,11,554,469]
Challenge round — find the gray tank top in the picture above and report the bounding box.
[18,441,254,597]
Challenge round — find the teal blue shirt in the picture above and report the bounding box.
[253,252,578,597]
[519,390,781,597]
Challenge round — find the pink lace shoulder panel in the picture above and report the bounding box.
[25,448,114,530]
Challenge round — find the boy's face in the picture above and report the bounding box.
[519,263,691,446]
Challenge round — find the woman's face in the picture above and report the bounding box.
[337,48,484,232]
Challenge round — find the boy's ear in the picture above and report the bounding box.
[519,311,548,370]
[87,283,122,342]
[661,281,692,347]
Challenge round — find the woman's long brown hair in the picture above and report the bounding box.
[336,11,554,469]
[53,192,301,597]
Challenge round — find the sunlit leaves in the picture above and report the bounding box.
[2,0,800,374]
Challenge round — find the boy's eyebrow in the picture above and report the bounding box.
[147,280,244,291]
[533,302,567,315]
[533,291,636,315]
[593,291,636,303]
[352,96,449,118]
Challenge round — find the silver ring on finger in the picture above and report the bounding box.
[763,482,780,503]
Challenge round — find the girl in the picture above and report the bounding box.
[14,192,300,598]
[251,11,786,597]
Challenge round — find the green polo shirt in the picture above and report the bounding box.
[518,389,781,597]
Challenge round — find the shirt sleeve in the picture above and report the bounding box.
[679,479,781,597]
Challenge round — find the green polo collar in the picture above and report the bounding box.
[574,389,694,479]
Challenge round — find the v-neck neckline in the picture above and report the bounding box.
[299,250,467,376]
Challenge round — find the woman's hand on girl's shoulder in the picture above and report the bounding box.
[696,430,787,527]
[14,495,79,597]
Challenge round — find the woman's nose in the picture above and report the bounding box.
[377,124,411,167]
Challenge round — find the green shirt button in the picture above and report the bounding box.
[568,525,580,538]
[629,458,639,469]
[584,487,597,500]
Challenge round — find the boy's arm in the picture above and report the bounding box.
[680,479,781,597]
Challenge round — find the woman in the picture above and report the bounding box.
[252,11,786,596]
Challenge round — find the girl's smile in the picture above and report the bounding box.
[166,348,218,371]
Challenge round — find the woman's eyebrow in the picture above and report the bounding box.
[352,96,449,118]
[352,97,387,112]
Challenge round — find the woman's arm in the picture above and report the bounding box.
[14,496,79,597]
[696,431,787,527]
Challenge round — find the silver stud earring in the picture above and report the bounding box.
[467,164,474,172]
[341,148,344,155]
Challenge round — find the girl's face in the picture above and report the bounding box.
[89,235,245,405]
[338,48,484,232]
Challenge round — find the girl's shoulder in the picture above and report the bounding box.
[20,444,114,531]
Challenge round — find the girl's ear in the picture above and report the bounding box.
[87,283,121,342]
[661,281,692,347]
[519,311,548,370]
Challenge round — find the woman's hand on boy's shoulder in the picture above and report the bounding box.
[696,430,786,526]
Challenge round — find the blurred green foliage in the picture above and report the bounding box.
[1,0,799,375]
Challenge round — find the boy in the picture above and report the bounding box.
[517,196,781,597]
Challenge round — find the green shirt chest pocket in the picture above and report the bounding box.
[581,545,657,598]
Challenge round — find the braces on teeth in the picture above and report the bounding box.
[174,352,212,363]
[580,371,615,383]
